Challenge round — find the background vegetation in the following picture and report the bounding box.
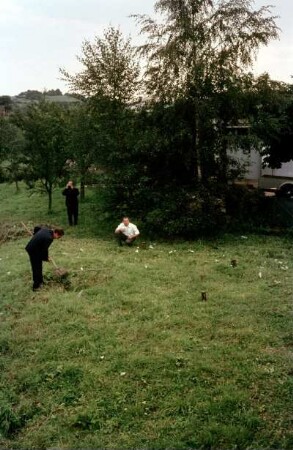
[0,0,292,237]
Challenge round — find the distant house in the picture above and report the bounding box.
[232,147,293,189]
[227,122,293,189]
[44,94,82,106]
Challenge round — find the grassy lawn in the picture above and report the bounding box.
[0,183,292,449]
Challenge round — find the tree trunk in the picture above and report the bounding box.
[218,124,229,185]
[219,144,229,184]
[48,185,52,212]
[195,114,202,182]
[80,178,85,200]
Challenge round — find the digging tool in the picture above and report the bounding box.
[49,256,69,278]
[21,221,33,236]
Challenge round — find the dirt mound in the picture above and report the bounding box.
[0,222,28,245]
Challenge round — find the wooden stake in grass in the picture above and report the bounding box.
[201,291,207,301]
[231,259,237,267]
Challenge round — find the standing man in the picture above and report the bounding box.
[25,227,64,291]
[62,180,79,226]
[115,217,140,246]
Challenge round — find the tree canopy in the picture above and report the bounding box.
[60,27,141,104]
[15,101,70,211]
[135,0,279,101]
[249,75,293,168]
[132,1,278,185]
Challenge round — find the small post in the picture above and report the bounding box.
[201,291,207,301]
[231,259,237,267]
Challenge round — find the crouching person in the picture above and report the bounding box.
[25,227,64,291]
[115,217,139,247]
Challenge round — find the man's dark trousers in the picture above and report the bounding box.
[117,233,136,246]
[29,254,43,290]
[67,206,78,226]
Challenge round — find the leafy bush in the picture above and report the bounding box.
[225,185,292,230]
[144,185,227,238]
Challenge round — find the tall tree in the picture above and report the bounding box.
[67,103,103,199]
[60,26,140,104]
[16,101,69,211]
[0,118,26,191]
[135,0,279,182]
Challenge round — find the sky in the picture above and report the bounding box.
[0,0,292,96]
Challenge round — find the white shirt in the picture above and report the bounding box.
[115,222,139,237]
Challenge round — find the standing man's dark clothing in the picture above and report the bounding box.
[25,228,54,290]
[62,183,79,226]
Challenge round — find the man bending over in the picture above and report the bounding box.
[25,226,64,291]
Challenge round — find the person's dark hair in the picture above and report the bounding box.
[53,227,64,237]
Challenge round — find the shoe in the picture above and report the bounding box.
[33,283,44,291]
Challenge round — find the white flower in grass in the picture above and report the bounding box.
[258,272,262,278]
[145,265,148,269]
[120,372,126,376]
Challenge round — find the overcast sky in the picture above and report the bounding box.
[0,0,292,96]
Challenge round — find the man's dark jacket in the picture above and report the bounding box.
[62,187,79,208]
[25,228,53,261]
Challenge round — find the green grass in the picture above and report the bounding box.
[0,182,292,449]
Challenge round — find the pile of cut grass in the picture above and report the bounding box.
[0,183,292,449]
